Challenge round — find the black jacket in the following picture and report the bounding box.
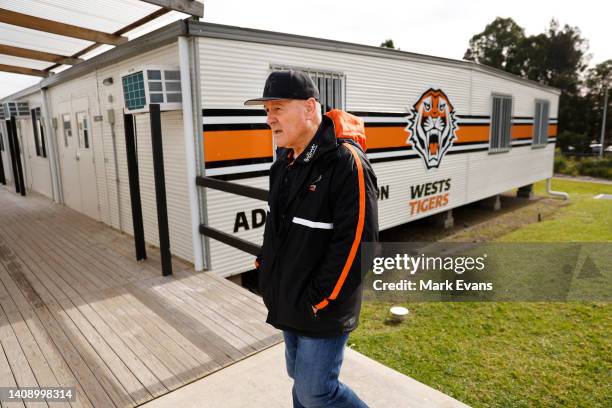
[257,111,379,337]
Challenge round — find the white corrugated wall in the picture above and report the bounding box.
[44,43,194,264]
[205,177,268,276]
[132,111,193,262]
[198,38,475,113]
[469,70,559,116]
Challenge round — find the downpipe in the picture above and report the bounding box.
[546,178,569,200]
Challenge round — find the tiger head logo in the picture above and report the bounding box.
[405,89,459,169]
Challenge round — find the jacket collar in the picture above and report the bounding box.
[274,116,339,213]
[278,116,338,166]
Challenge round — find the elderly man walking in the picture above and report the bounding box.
[246,70,379,408]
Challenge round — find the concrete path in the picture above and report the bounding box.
[140,342,470,408]
[553,174,612,185]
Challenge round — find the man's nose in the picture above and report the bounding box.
[266,114,276,126]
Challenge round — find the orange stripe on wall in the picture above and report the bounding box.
[366,127,408,148]
[202,124,555,162]
[455,126,489,143]
[204,130,273,162]
[511,124,533,139]
[549,124,558,137]
[369,125,492,146]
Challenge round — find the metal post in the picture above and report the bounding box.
[41,88,64,203]
[0,140,5,185]
[31,108,41,157]
[8,118,26,196]
[0,122,5,185]
[5,120,20,193]
[178,36,205,271]
[123,113,147,261]
[600,87,608,159]
[0,122,11,185]
[149,104,172,276]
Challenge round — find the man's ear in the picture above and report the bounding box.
[305,98,318,118]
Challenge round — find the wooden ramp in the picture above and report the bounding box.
[0,186,282,408]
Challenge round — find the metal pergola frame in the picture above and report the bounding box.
[0,0,203,78]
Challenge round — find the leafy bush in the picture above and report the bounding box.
[577,156,612,179]
[554,151,579,176]
[555,150,612,179]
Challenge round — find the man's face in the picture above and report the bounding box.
[264,99,310,149]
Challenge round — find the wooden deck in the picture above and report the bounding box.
[0,186,282,408]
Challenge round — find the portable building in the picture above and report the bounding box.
[0,19,559,277]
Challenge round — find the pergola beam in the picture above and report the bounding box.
[44,8,171,73]
[139,0,203,17]
[0,64,48,77]
[0,9,128,45]
[0,44,83,65]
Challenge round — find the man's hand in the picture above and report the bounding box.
[311,305,318,315]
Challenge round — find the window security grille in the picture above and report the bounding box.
[3,102,30,118]
[270,65,345,112]
[533,100,550,147]
[489,95,512,152]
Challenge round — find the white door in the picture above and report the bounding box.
[57,102,81,212]
[74,104,100,221]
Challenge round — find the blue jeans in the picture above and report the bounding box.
[283,330,369,408]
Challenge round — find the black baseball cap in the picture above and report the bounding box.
[244,70,319,105]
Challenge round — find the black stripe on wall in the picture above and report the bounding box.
[209,170,271,181]
[203,109,266,116]
[205,157,273,169]
[203,123,269,131]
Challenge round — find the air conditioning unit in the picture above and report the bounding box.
[3,101,30,118]
[120,66,182,113]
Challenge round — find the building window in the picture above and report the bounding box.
[489,94,513,153]
[62,113,72,147]
[0,131,4,151]
[31,107,46,158]
[76,112,90,149]
[146,69,182,104]
[533,100,550,147]
[270,65,345,112]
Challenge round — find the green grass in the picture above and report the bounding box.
[500,179,612,242]
[351,178,612,407]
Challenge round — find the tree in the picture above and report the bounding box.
[585,59,612,95]
[380,39,396,49]
[463,17,525,75]
[523,20,588,93]
[465,17,595,150]
[585,60,612,145]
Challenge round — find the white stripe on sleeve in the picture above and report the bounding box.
[292,216,334,230]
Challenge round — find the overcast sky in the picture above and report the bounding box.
[1,0,610,98]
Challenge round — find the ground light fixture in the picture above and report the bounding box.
[390,306,409,322]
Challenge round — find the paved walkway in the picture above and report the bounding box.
[553,174,612,185]
[141,342,470,408]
